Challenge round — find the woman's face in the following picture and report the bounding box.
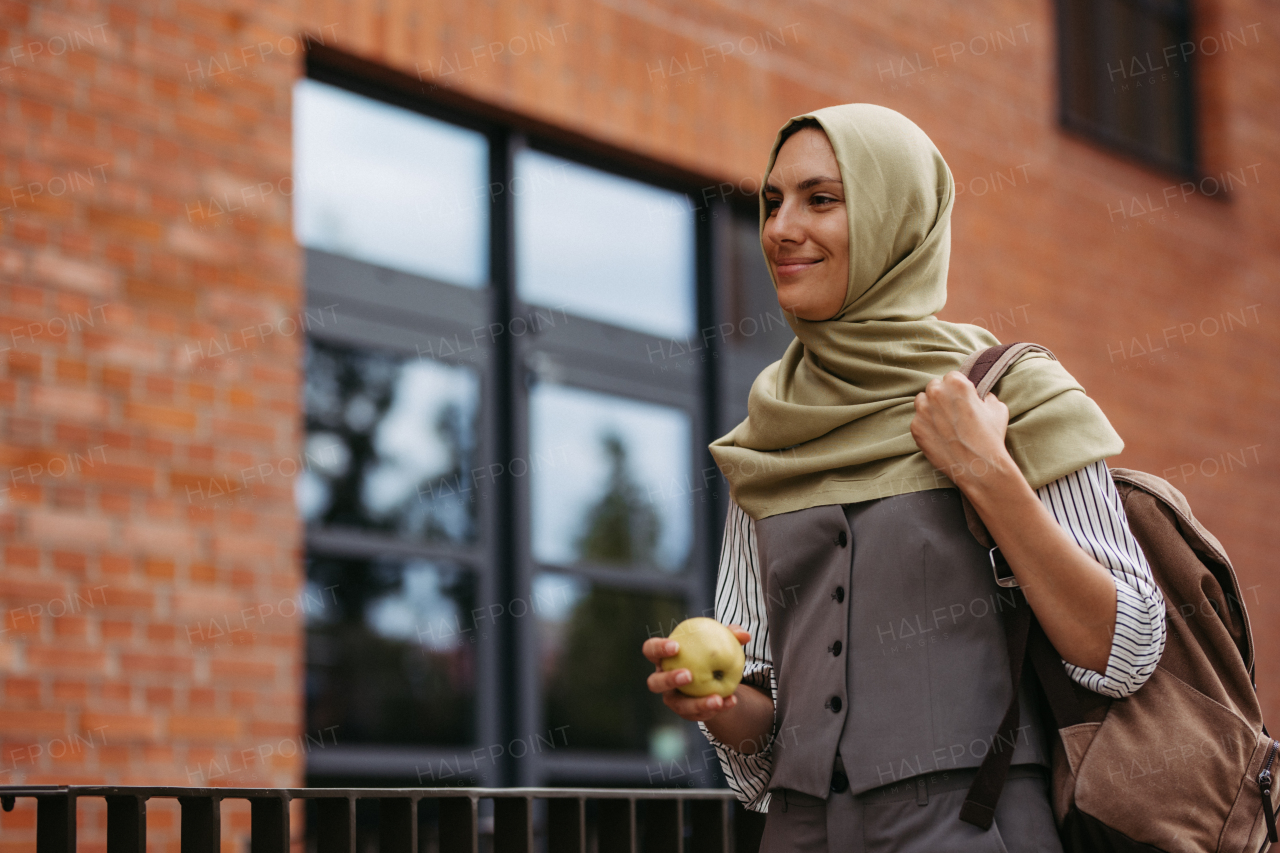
[762,127,850,322]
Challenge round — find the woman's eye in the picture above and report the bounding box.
[811,195,837,206]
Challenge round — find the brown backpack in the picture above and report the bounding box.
[955,342,1278,852]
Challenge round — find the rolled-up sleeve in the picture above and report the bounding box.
[696,499,777,813]
[1035,459,1167,698]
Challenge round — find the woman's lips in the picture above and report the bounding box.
[775,259,821,276]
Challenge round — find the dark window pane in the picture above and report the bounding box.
[514,149,696,338]
[536,573,686,752]
[529,383,692,572]
[293,78,489,286]
[306,555,477,745]
[1058,0,1195,174]
[299,337,480,543]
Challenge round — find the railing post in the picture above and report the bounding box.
[315,797,354,853]
[106,795,147,853]
[180,796,221,853]
[690,798,730,853]
[493,795,531,853]
[597,798,636,853]
[250,796,290,853]
[734,801,766,853]
[438,796,478,853]
[642,799,681,853]
[546,797,584,853]
[378,797,416,853]
[36,794,75,853]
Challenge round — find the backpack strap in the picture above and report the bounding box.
[958,341,1058,402]
[957,590,1031,829]
[956,342,1081,829]
[957,343,1058,550]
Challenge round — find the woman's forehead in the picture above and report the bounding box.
[767,129,840,190]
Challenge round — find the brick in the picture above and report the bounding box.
[168,714,240,740]
[100,619,132,640]
[119,653,192,676]
[51,551,86,573]
[7,350,41,377]
[25,645,106,672]
[79,462,155,489]
[31,250,118,297]
[4,677,41,704]
[98,554,131,575]
[25,509,112,546]
[3,545,39,568]
[55,358,89,383]
[122,521,197,554]
[87,206,163,241]
[0,710,66,734]
[51,680,88,702]
[124,277,197,311]
[189,562,217,583]
[93,584,153,610]
[209,658,275,681]
[124,401,197,431]
[52,616,87,637]
[80,712,156,740]
[29,385,109,421]
[101,366,131,391]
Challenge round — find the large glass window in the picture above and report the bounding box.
[296,69,734,788]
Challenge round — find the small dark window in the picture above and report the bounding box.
[1057,0,1196,176]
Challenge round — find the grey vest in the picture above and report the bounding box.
[755,488,1049,799]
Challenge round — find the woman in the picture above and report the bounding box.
[641,105,1167,851]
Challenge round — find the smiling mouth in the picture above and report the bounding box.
[775,259,821,275]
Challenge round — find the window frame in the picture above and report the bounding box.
[300,46,738,787]
[1055,0,1199,178]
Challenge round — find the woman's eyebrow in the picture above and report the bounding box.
[797,176,842,190]
[763,176,843,194]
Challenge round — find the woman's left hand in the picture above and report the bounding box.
[909,371,1013,487]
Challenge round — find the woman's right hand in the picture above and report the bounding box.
[642,626,751,722]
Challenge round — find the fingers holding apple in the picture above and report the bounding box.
[643,618,748,722]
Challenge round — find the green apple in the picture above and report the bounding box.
[660,617,746,698]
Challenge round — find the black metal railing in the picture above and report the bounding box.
[0,785,762,852]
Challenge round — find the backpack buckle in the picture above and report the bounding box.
[989,546,1020,588]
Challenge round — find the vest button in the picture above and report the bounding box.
[829,640,842,657]
[826,696,842,713]
[833,586,845,603]
[830,770,849,794]
[837,530,848,547]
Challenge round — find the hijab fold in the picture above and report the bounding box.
[708,105,1122,521]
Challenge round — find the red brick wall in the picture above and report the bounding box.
[1,0,1277,847]
[1,0,307,846]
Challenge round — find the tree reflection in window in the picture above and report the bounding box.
[306,555,477,745]
[541,434,685,752]
[299,337,479,543]
[575,432,662,567]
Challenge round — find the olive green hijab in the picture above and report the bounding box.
[708,104,1123,521]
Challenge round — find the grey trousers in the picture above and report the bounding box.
[758,764,1064,853]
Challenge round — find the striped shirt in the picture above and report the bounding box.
[698,459,1167,813]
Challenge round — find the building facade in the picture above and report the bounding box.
[0,0,1276,847]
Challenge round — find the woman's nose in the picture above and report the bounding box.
[769,200,805,243]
